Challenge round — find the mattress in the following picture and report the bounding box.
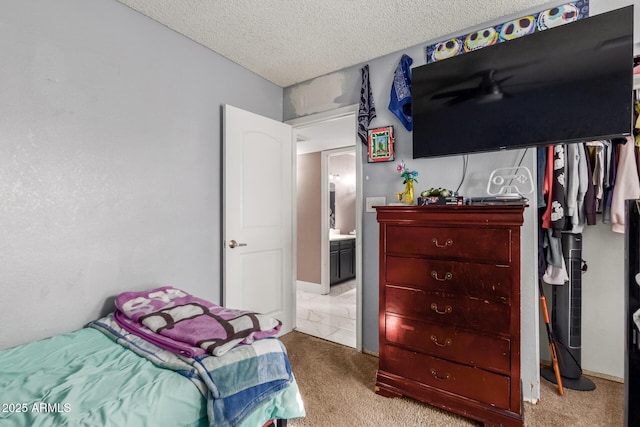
[0,327,303,426]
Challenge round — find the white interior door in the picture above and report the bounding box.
[223,104,294,334]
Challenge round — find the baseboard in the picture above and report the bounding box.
[296,280,323,294]
[539,360,623,383]
[362,348,379,357]
[581,369,623,383]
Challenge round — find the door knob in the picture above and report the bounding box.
[228,239,247,249]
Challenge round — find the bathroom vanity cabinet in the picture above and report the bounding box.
[330,236,355,285]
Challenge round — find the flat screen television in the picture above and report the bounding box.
[412,6,634,159]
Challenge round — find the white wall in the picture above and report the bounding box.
[539,223,626,381]
[0,0,283,350]
[330,153,357,234]
[581,224,626,378]
[297,152,322,284]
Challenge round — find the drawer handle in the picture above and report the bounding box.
[430,303,452,315]
[430,369,451,381]
[431,271,452,281]
[430,335,452,347]
[431,238,453,248]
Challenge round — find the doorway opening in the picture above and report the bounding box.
[288,105,362,350]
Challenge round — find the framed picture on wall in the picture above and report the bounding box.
[367,126,394,163]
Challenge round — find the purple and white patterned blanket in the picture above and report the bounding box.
[114,286,282,357]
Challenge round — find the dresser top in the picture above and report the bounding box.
[375,204,526,227]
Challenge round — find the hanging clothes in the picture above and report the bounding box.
[565,143,589,233]
[602,141,616,224]
[541,145,568,281]
[635,101,640,142]
[582,143,597,226]
[635,100,640,178]
[542,144,567,237]
[537,208,548,279]
[565,143,580,223]
[611,136,640,233]
[541,145,554,229]
[586,141,605,212]
[388,54,413,131]
[544,229,564,269]
[537,147,547,209]
[357,64,376,145]
[542,256,569,286]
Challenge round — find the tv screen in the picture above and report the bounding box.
[412,6,633,159]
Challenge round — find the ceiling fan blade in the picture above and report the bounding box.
[496,75,514,85]
[433,68,526,104]
[445,96,472,106]
[431,87,478,100]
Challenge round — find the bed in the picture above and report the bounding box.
[0,287,305,427]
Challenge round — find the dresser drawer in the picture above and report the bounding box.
[385,256,512,303]
[382,345,511,410]
[385,225,513,264]
[385,285,511,335]
[385,314,511,374]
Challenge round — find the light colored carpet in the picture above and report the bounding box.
[280,331,623,426]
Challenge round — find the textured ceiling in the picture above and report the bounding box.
[115,0,553,87]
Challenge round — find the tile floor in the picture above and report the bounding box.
[295,279,356,348]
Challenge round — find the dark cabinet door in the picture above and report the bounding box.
[330,239,355,285]
[330,242,340,285]
[340,244,354,280]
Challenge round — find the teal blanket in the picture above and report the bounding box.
[89,315,300,426]
[0,327,207,427]
[0,318,305,427]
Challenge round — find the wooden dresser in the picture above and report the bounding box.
[375,205,525,427]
